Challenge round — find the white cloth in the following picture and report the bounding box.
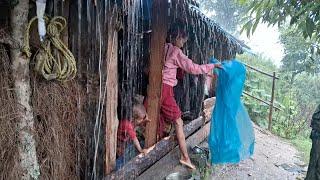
[36,0,46,42]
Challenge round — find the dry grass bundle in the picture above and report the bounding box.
[0,44,21,180]
[31,77,87,180]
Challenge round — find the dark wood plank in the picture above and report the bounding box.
[62,0,70,46]
[145,0,168,147]
[105,7,119,175]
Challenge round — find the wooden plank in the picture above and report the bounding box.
[145,0,168,147]
[202,97,216,123]
[105,7,119,175]
[138,122,211,180]
[106,117,204,180]
[268,72,276,131]
[62,0,69,46]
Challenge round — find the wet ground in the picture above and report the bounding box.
[166,124,308,180]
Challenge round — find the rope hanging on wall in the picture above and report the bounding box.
[23,16,77,81]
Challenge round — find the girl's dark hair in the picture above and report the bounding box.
[166,20,188,43]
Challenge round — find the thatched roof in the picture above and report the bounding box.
[170,0,246,59]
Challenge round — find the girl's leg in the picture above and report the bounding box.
[175,118,195,169]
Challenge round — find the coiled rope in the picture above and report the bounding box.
[23,16,77,81]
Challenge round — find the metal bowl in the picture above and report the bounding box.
[166,172,181,180]
[165,172,193,180]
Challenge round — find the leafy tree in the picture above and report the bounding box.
[239,0,320,47]
[279,26,320,84]
[199,0,247,35]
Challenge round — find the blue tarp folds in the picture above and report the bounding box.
[208,59,255,164]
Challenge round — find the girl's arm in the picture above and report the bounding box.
[175,49,217,75]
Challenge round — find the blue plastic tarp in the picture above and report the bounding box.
[208,58,255,164]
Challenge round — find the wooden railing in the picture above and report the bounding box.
[242,63,279,131]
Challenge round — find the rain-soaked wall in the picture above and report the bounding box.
[68,0,148,178]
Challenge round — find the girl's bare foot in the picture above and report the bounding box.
[179,159,196,170]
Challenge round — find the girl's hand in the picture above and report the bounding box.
[207,72,216,79]
[214,64,223,69]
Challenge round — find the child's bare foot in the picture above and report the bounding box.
[179,159,196,170]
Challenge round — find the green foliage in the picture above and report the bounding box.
[279,26,320,83]
[290,136,312,163]
[199,0,247,35]
[239,54,276,128]
[239,53,319,139]
[272,86,304,138]
[239,0,320,44]
[274,72,320,138]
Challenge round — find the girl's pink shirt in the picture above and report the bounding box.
[162,43,215,87]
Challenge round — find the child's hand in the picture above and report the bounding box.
[141,149,150,155]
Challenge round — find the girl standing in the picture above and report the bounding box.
[160,22,221,169]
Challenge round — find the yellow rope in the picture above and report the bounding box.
[23,16,77,82]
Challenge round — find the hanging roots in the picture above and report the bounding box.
[23,16,77,82]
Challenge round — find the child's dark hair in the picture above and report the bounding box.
[166,19,188,43]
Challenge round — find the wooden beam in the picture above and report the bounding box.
[105,7,119,175]
[145,0,168,147]
[137,122,211,180]
[106,117,204,180]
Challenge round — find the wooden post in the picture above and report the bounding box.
[145,0,168,147]
[105,7,118,175]
[268,72,276,131]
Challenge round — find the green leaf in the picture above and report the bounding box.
[240,19,253,37]
[305,17,315,38]
[252,17,260,34]
[290,16,297,25]
[250,1,264,16]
